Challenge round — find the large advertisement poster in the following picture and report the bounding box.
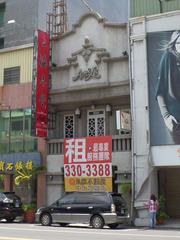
[31,30,50,137]
[147,30,180,146]
[64,136,112,192]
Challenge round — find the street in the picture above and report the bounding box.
[0,223,179,240]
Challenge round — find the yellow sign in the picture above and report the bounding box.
[0,160,33,172]
[65,177,112,192]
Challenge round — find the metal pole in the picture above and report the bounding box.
[8,108,11,153]
[22,110,25,152]
[158,0,163,13]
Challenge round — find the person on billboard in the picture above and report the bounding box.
[156,30,180,144]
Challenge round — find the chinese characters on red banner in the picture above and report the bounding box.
[64,136,112,192]
[31,30,50,137]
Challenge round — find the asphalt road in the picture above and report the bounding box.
[0,222,179,240]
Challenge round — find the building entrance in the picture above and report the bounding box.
[158,168,180,218]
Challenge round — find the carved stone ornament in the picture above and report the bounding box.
[81,48,92,63]
[67,37,110,82]
[72,66,101,81]
[81,36,93,63]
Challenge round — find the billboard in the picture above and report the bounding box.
[147,30,180,146]
[64,136,112,192]
[31,30,50,137]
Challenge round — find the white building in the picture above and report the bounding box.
[130,10,180,225]
[46,12,131,207]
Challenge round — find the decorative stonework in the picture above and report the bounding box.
[72,66,101,81]
[67,37,110,82]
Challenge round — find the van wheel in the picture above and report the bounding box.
[40,213,52,226]
[91,215,104,229]
[108,223,119,229]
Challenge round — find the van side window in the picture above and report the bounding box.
[58,193,76,204]
[74,193,93,204]
[92,193,109,204]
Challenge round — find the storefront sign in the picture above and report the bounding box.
[31,30,50,137]
[64,136,112,192]
[0,160,33,172]
[0,152,41,173]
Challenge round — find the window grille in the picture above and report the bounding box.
[4,66,20,85]
[64,115,74,138]
[48,112,56,129]
[88,110,105,136]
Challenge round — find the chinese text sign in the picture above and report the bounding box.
[64,136,112,192]
[31,30,50,137]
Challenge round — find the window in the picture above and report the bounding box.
[74,193,91,204]
[0,110,10,153]
[4,67,20,85]
[0,3,5,27]
[116,109,131,134]
[0,109,37,154]
[11,119,23,131]
[0,38,4,49]
[87,110,105,136]
[48,112,56,130]
[58,193,75,205]
[64,115,74,138]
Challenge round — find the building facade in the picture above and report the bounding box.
[129,0,180,17]
[0,0,52,207]
[0,0,130,209]
[129,10,180,225]
[46,12,132,211]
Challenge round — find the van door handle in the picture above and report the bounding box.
[66,206,71,209]
[88,206,93,209]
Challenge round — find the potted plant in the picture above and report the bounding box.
[156,195,169,224]
[157,211,169,224]
[14,163,46,223]
[22,203,36,223]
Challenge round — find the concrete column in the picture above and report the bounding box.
[37,138,47,208]
[4,175,11,191]
[37,173,46,208]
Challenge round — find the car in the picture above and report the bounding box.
[35,192,130,229]
[0,192,24,222]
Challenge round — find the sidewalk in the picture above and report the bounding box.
[156,218,180,229]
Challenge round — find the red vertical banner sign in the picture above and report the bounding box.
[31,30,50,137]
[64,136,112,192]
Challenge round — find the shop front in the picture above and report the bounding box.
[0,152,41,204]
[130,10,180,226]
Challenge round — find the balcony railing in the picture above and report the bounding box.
[47,134,131,155]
